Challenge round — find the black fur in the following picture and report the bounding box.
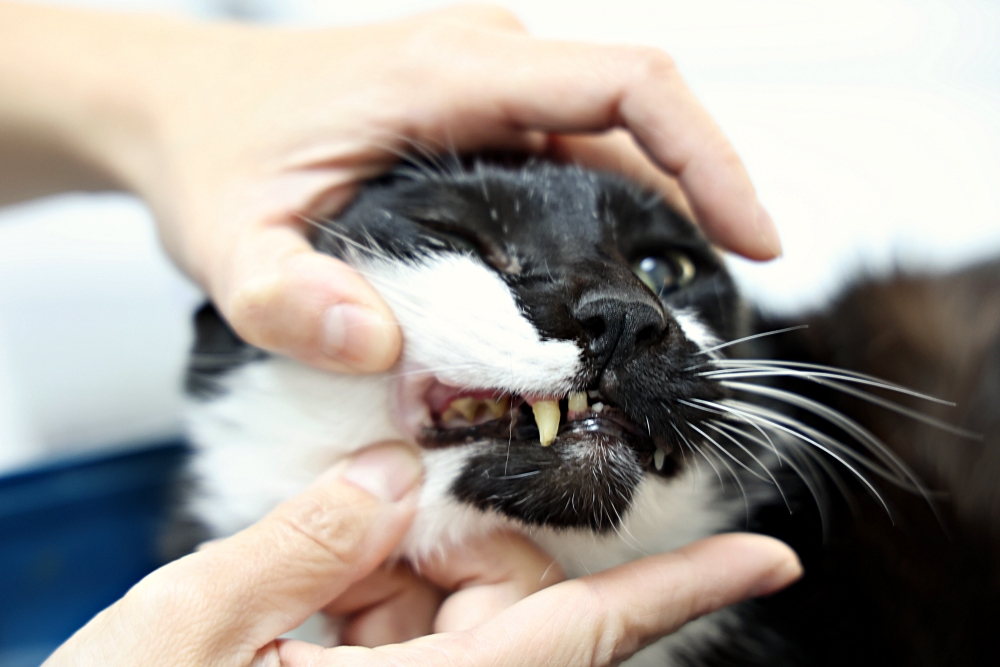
[186,159,1000,664]
[186,303,266,398]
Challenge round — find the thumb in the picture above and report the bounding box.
[136,443,421,660]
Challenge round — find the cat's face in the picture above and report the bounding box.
[314,162,745,532]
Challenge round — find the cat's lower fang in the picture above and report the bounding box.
[654,446,666,471]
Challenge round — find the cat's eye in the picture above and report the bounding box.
[631,252,696,297]
[416,222,480,255]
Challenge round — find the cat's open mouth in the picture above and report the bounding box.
[412,381,668,472]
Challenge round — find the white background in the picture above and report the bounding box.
[1,0,998,472]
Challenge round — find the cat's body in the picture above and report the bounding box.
[182,160,1000,665]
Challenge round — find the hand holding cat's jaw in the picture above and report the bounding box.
[215,228,403,374]
[42,442,423,667]
[275,534,802,667]
[2,3,780,375]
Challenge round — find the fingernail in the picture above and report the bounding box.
[754,203,782,259]
[341,443,422,503]
[750,554,803,597]
[322,303,395,368]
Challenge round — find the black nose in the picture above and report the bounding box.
[573,294,667,368]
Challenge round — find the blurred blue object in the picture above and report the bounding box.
[0,441,189,667]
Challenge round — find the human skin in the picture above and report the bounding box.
[43,444,802,667]
[0,1,780,376]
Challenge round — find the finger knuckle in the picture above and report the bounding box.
[433,4,527,32]
[624,45,678,82]
[224,272,288,348]
[133,570,212,626]
[274,492,370,569]
[575,582,633,665]
[467,4,528,31]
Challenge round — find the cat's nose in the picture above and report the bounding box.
[573,292,667,368]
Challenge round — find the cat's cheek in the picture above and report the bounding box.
[399,444,515,560]
[184,357,406,538]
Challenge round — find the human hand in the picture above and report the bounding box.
[43,442,800,667]
[3,4,779,374]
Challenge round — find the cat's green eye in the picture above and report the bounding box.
[631,252,696,297]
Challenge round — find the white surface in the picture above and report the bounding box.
[0,0,998,472]
[0,194,202,466]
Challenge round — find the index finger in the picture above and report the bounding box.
[417,33,781,259]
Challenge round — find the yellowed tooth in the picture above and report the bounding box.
[449,397,480,422]
[532,400,561,446]
[567,391,588,413]
[483,396,510,420]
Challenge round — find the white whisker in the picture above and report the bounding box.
[717,398,893,519]
[695,325,809,356]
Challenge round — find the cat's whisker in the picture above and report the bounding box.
[672,422,724,487]
[299,216,400,265]
[694,325,810,357]
[806,377,977,439]
[710,421,807,514]
[701,368,962,425]
[782,435,839,535]
[362,133,461,180]
[684,397,784,465]
[714,398,893,519]
[721,382,929,495]
[698,359,954,406]
[679,401,772,484]
[704,420,789,505]
[606,487,644,553]
[686,422,752,523]
[719,397,901,479]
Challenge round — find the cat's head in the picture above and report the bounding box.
[314,160,747,531]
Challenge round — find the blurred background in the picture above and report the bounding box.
[0,0,998,663]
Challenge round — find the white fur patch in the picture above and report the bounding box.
[359,253,583,395]
[186,358,404,536]
[532,469,736,576]
[669,306,720,351]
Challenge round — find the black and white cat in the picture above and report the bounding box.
[181,159,1000,666]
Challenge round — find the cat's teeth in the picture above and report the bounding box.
[448,397,480,422]
[567,391,588,413]
[442,395,511,424]
[483,396,510,419]
[532,400,561,446]
[592,402,605,413]
[654,446,666,471]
